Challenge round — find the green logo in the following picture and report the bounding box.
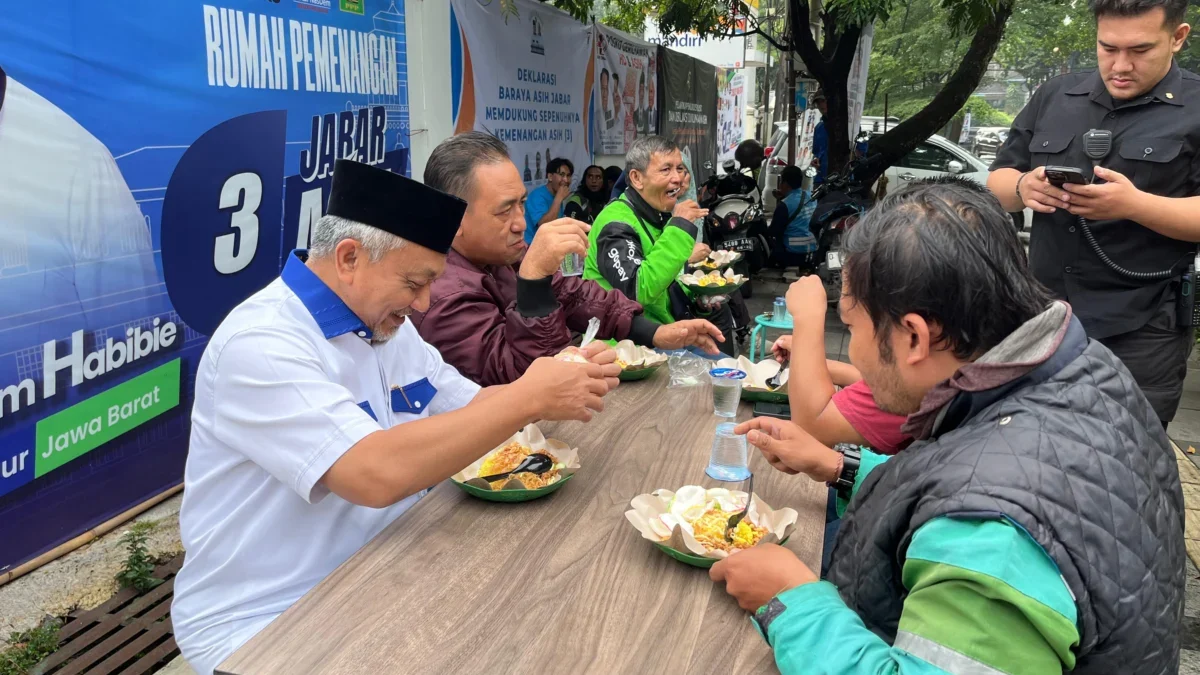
[339,0,364,15]
[35,359,181,477]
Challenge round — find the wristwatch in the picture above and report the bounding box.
[828,443,861,499]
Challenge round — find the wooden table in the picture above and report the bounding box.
[218,370,826,674]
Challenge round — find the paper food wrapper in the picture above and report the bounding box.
[624,487,799,560]
[453,424,580,491]
[717,356,788,391]
[691,250,742,269]
[615,340,668,370]
[678,268,746,286]
[554,346,590,364]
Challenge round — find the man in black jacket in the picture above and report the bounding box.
[711,177,1184,673]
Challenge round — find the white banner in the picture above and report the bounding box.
[845,23,875,143]
[644,19,746,69]
[593,25,658,155]
[449,0,592,189]
[717,70,746,166]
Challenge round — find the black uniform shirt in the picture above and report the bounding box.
[991,63,1200,338]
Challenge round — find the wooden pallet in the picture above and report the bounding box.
[32,557,183,675]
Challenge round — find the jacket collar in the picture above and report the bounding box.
[1066,63,1184,108]
[903,302,1086,440]
[624,188,673,230]
[281,249,372,340]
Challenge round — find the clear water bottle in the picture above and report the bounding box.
[706,422,751,481]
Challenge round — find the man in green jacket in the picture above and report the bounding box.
[584,135,736,354]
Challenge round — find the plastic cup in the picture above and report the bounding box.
[706,422,751,481]
[560,253,583,277]
[709,368,746,418]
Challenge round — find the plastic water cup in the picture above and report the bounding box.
[560,253,583,277]
[709,368,746,418]
[773,297,788,321]
[706,422,751,482]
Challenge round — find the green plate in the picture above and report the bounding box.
[741,388,788,403]
[653,536,791,569]
[682,279,747,297]
[619,364,664,381]
[452,472,575,502]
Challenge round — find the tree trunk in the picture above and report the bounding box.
[858,0,1015,187]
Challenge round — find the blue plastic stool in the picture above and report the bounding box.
[749,313,794,362]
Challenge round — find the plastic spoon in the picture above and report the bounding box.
[478,453,555,483]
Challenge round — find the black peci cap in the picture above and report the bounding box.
[326,159,467,254]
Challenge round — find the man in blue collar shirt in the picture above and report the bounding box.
[171,160,621,675]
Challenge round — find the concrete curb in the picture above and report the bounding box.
[1174,441,1200,570]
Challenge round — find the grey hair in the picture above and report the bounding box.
[625,135,680,174]
[424,131,512,201]
[308,214,406,262]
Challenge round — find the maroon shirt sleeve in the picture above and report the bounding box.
[831,381,912,454]
[417,285,573,387]
[550,272,644,341]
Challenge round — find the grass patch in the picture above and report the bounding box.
[1,620,61,675]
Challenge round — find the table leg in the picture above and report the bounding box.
[750,324,762,362]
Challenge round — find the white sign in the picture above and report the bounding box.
[644,18,746,69]
[845,23,875,143]
[594,25,658,154]
[449,0,591,188]
[717,70,746,166]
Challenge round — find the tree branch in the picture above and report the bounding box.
[830,21,862,79]
[865,1,1016,183]
[788,0,827,81]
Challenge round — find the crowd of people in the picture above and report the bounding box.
[168,0,1197,672]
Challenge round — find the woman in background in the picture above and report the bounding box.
[564,165,608,224]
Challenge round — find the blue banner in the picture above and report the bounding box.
[0,0,409,571]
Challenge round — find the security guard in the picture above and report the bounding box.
[171,160,620,675]
[989,0,1199,426]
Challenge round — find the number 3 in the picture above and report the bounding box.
[214,172,262,274]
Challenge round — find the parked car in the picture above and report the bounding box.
[969,126,1009,161]
[759,120,1030,230]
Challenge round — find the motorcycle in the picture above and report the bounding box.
[806,144,877,304]
[698,159,772,298]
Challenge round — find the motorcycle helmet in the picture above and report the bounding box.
[734,139,765,172]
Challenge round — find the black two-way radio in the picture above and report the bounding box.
[1063,129,1198,326]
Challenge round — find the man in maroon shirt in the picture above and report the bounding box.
[771,276,912,455]
[412,132,723,386]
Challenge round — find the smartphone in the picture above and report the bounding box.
[1043,166,1088,188]
[753,402,791,420]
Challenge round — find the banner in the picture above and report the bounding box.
[450,0,591,192]
[658,47,718,203]
[0,0,409,572]
[716,70,747,168]
[593,25,658,155]
[644,1,759,70]
[845,23,875,143]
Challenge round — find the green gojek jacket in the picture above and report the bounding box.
[583,190,698,327]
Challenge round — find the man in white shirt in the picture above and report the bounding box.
[171,159,620,675]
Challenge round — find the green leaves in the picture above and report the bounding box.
[115,521,164,594]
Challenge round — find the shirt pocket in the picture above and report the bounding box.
[390,378,438,416]
[1029,132,1074,169]
[1116,137,1185,188]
